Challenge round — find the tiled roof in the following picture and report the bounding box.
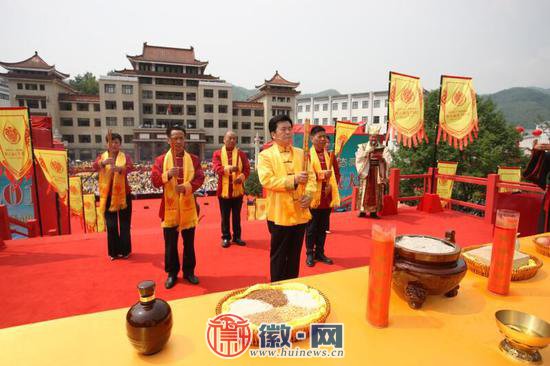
[127,43,208,66]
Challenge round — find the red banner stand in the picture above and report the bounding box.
[417,193,444,213]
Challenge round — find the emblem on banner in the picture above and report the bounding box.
[400,87,415,104]
[3,123,21,144]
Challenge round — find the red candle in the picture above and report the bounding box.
[367,223,396,328]
[488,209,520,295]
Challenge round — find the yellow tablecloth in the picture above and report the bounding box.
[1,235,549,365]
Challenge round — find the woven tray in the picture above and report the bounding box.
[461,244,543,281]
[215,284,331,346]
[533,236,550,257]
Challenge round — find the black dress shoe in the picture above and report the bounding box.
[221,239,231,248]
[358,212,367,218]
[306,254,315,267]
[370,212,380,219]
[315,253,334,265]
[165,275,177,289]
[233,238,246,246]
[184,274,200,285]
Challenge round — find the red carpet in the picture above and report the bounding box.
[0,197,494,329]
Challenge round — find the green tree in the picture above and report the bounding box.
[391,90,527,210]
[69,72,99,95]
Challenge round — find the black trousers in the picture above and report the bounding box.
[306,208,332,256]
[104,194,132,257]
[218,196,243,240]
[163,226,196,277]
[267,221,306,282]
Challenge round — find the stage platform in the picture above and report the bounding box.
[0,196,495,329]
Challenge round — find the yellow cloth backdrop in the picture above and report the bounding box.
[387,72,426,147]
[498,166,521,193]
[437,76,479,150]
[96,207,105,232]
[436,161,458,208]
[334,121,359,156]
[34,149,68,205]
[83,194,97,233]
[69,176,84,217]
[0,107,32,181]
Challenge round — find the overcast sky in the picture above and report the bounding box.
[2,0,549,94]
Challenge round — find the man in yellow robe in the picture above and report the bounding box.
[258,115,316,282]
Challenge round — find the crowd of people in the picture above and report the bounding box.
[71,161,219,196]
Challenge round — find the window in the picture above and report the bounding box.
[342,102,348,110]
[254,110,264,117]
[94,118,101,127]
[25,83,38,90]
[218,105,228,114]
[352,101,358,109]
[362,116,368,122]
[362,100,369,109]
[62,135,74,143]
[305,105,310,112]
[77,103,89,111]
[272,97,276,102]
[142,90,153,99]
[298,105,303,112]
[105,101,117,110]
[95,135,102,143]
[332,103,338,110]
[124,135,133,143]
[77,118,90,127]
[323,104,328,111]
[123,117,134,126]
[314,104,319,111]
[385,100,388,108]
[94,104,100,112]
[205,135,214,143]
[373,116,380,123]
[242,122,251,130]
[322,118,328,124]
[241,136,251,144]
[122,85,133,95]
[204,104,214,113]
[254,122,263,130]
[219,120,228,128]
[122,101,134,110]
[143,104,153,114]
[232,122,238,130]
[106,117,117,126]
[241,109,251,116]
[218,90,228,98]
[187,105,196,116]
[17,83,22,89]
[78,135,91,143]
[27,100,39,108]
[314,118,319,124]
[40,100,46,109]
[384,115,388,122]
[61,118,73,126]
[374,100,380,108]
[138,77,152,84]
[60,103,72,111]
[104,84,115,93]
[39,84,45,91]
[233,109,238,116]
[203,89,214,98]
[204,119,214,128]
[187,120,196,129]
[218,136,224,144]
[155,91,184,100]
[186,92,196,101]
[298,119,302,123]
[352,117,358,122]
[156,78,183,86]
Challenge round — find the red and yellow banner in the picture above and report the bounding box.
[436,161,458,208]
[96,207,105,232]
[334,121,359,156]
[0,107,32,181]
[83,194,97,233]
[498,166,521,193]
[34,149,68,205]
[387,71,426,147]
[437,76,478,150]
[69,176,84,217]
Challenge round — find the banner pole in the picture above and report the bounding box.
[27,108,43,236]
[385,71,391,146]
[431,75,444,194]
[80,176,87,233]
[55,192,62,235]
[66,155,71,234]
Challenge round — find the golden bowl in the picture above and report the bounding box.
[495,310,550,364]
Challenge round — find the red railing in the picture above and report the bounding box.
[0,205,40,239]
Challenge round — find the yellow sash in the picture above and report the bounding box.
[98,151,127,214]
[221,146,244,198]
[162,149,198,231]
[310,148,340,208]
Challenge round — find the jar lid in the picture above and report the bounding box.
[137,280,156,299]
